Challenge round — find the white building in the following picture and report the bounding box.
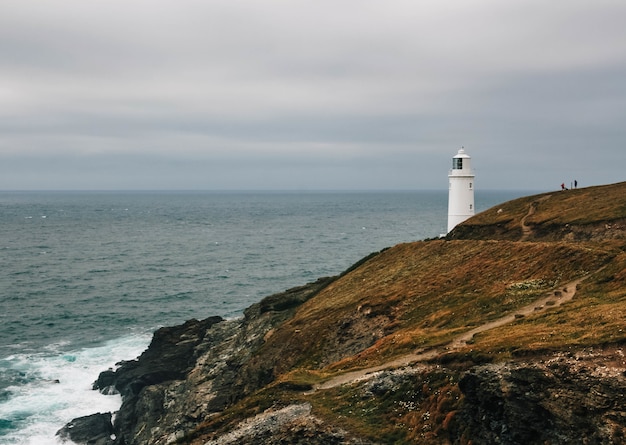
[447,147,475,233]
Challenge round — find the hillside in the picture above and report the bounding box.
[449,181,626,242]
[61,182,626,445]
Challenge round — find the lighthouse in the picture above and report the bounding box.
[447,147,475,233]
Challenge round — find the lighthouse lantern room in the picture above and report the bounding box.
[447,147,475,233]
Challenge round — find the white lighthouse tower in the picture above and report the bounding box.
[447,147,475,233]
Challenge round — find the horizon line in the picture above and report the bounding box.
[0,187,544,193]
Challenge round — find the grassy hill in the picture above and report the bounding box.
[191,182,626,444]
[450,181,626,241]
[251,182,626,374]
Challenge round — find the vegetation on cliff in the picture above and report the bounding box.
[66,182,626,445]
[192,182,626,444]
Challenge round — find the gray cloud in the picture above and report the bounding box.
[1,0,625,190]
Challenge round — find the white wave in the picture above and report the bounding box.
[0,334,150,445]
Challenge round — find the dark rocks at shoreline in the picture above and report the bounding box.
[56,412,115,445]
[62,277,336,445]
[93,316,224,398]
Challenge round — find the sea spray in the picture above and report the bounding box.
[0,334,150,445]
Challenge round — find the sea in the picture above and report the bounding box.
[0,190,528,444]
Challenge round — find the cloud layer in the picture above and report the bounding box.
[1,0,625,189]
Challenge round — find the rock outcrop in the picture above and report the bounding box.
[201,403,373,445]
[456,348,626,444]
[63,277,335,445]
[56,412,114,445]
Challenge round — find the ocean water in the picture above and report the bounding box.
[0,190,527,444]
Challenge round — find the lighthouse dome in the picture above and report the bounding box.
[453,148,470,159]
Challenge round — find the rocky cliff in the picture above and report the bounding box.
[59,182,626,445]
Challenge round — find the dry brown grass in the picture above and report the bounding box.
[254,238,616,375]
[453,182,626,242]
[465,248,626,355]
[470,182,626,226]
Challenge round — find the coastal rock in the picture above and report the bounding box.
[456,350,626,444]
[63,277,335,445]
[94,316,224,398]
[56,412,115,445]
[203,403,374,445]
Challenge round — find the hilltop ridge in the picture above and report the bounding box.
[61,182,626,445]
[449,181,626,242]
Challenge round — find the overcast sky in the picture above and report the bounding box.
[1,1,625,191]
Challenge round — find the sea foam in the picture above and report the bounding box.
[0,334,149,445]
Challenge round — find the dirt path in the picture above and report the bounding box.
[520,195,551,241]
[314,278,581,391]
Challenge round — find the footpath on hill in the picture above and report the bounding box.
[520,194,552,241]
[314,277,582,391]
